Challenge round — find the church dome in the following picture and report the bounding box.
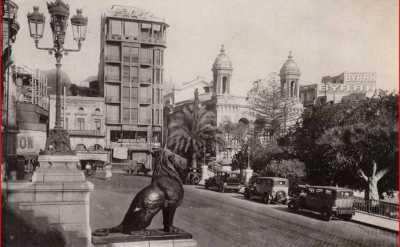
[45,69,72,95]
[280,51,300,77]
[213,45,233,70]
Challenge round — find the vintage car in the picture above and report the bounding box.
[244,176,289,204]
[205,171,243,192]
[287,185,355,221]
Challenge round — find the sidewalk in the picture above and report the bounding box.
[352,211,398,233]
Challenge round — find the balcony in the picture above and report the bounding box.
[68,130,106,137]
[105,55,121,63]
[105,96,120,104]
[104,76,121,83]
[139,58,153,66]
[110,139,161,150]
[139,118,152,125]
[139,97,152,105]
[140,37,166,46]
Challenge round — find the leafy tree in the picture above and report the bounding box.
[291,93,397,200]
[318,94,398,200]
[247,73,298,141]
[167,89,224,168]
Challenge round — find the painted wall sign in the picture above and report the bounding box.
[16,130,46,155]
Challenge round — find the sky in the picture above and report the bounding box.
[13,0,399,96]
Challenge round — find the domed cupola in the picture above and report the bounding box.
[213,45,233,70]
[280,51,301,98]
[279,51,300,77]
[212,45,233,95]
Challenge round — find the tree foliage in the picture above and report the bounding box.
[167,89,224,168]
[291,93,398,199]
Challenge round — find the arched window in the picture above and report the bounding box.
[222,76,227,94]
[290,81,295,97]
[95,108,101,113]
[79,107,84,112]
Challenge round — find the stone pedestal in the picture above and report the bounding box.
[4,154,94,247]
[92,228,197,247]
[199,165,209,185]
[244,168,254,186]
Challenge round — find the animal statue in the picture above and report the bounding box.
[93,148,187,236]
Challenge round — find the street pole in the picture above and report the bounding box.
[27,1,88,154]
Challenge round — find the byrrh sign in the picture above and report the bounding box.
[16,130,46,155]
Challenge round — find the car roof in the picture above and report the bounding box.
[303,185,352,192]
[256,177,288,181]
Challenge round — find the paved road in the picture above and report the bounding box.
[89,174,396,247]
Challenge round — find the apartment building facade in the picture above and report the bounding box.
[98,5,167,169]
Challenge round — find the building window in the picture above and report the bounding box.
[154,50,161,66]
[122,65,130,84]
[106,105,120,122]
[95,108,101,113]
[140,48,153,64]
[153,24,161,40]
[94,119,101,131]
[130,67,138,83]
[154,68,161,84]
[141,23,151,39]
[105,84,120,101]
[122,86,130,107]
[105,65,120,81]
[131,108,138,123]
[110,130,121,142]
[76,118,85,130]
[139,68,152,83]
[222,76,227,94]
[122,46,139,64]
[124,21,139,38]
[156,109,160,124]
[110,19,122,36]
[131,87,138,104]
[139,106,152,124]
[79,107,84,111]
[139,86,152,104]
[106,44,120,61]
[122,107,130,123]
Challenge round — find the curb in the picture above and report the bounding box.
[351,218,398,233]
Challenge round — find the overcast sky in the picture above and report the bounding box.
[13,0,398,95]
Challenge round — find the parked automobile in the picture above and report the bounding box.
[205,171,243,192]
[288,185,355,221]
[244,177,289,204]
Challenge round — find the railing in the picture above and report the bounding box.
[139,97,152,104]
[105,96,120,103]
[68,130,106,137]
[353,197,398,219]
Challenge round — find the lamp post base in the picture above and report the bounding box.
[42,128,74,155]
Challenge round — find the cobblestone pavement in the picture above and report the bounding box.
[89,174,397,247]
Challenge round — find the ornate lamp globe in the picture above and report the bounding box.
[70,9,88,43]
[27,6,45,41]
[47,0,70,45]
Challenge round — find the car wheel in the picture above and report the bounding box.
[321,211,332,221]
[191,175,200,185]
[263,194,270,204]
[244,190,250,199]
[288,201,298,212]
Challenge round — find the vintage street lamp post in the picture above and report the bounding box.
[27,0,87,154]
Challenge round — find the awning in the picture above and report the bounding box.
[76,151,109,162]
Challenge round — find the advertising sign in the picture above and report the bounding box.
[16,130,46,155]
[113,146,128,160]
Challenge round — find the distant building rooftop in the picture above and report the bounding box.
[105,5,167,24]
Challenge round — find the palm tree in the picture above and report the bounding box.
[167,89,224,168]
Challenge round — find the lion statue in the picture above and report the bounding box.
[93,148,187,236]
